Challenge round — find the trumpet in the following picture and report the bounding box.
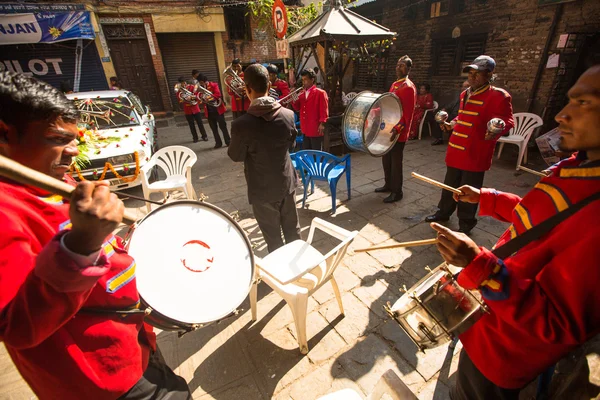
[174,82,199,106]
[196,84,223,108]
[277,87,304,106]
[77,109,111,124]
[223,66,246,98]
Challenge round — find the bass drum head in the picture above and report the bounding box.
[127,201,254,325]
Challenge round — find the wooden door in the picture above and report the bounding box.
[104,24,164,111]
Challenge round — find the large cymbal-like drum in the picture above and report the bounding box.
[385,263,487,351]
[342,91,403,157]
[126,201,254,332]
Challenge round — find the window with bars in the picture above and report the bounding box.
[433,35,487,76]
[225,6,252,41]
[430,0,450,18]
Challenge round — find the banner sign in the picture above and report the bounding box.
[276,39,289,59]
[0,9,94,45]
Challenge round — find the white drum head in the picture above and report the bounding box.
[127,201,254,325]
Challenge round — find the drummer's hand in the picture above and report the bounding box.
[430,223,480,268]
[318,123,326,136]
[64,181,124,255]
[453,185,481,203]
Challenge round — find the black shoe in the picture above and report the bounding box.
[225,142,230,147]
[458,220,477,234]
[425,214,450,223]
[214,144,222,149]
[193,138,199,143]
[383,192,403,203]
[431,139,444,146]
[375,186,391,193]
[202,137,208,142]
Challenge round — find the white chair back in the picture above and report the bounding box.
[151,145,197,177]
[511,112,543,139]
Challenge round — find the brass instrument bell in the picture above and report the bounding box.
[435,110,449,124]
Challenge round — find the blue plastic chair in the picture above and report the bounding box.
[291,112,303,153]
[295,150,351,213]
[290,153,310,190]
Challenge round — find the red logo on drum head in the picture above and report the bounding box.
[181,240,214,272]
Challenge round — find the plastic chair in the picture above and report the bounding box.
[496,112,543,170]
[342,91,358,106]
[290,153,311,191]
[250,217,358,354]
[317,369,418,400]
[295,150,351,214]
[418,100,439,140]
[139,145,197,212]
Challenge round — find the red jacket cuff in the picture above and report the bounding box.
[34,232,111,293]
[457,247,498,289]
[478,188,499,217]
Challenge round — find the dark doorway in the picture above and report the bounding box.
[103,24,164,111]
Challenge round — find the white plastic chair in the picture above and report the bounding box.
[342,91,358,106]
[317,369,418,400]
[250,218,358,354]
[418,100,439,140]
[496,112,543,170]
[140,145,198,212]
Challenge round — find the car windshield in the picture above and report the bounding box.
[72,96,140,130]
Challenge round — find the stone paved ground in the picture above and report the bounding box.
[1,113,544,400]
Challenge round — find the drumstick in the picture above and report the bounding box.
[518,165,549,178]
[355,238,438,253]
[411,172,463,195]
[0,154,138,225]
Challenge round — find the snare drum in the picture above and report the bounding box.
[386,263,487,351]
[342,91,403,156]
[126,201,254,332]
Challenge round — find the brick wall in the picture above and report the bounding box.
[142,14,173,114]
[222,15,279,65]
[379,0,600,120]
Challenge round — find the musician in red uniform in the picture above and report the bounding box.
[228,59,249,120]
[0,72,191,399]
[267,64,290,100]
[196,73,230,149]
[429,64,600,400]
[177,77,208,143]
[426,56,514,233]
[292,69,329,150]
[375,55,417,203]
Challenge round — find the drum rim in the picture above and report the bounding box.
[342,90,400,157]
[127,200,255,326]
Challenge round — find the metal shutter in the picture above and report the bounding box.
[0,41,107,92]
[156,33,220,112]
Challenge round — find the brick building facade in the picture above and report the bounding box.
[354,0,600,127]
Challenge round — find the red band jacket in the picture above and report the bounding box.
[446,84,514,172]
[272,79,290,100]
[0,177,156,400]
[388,77,417,142]
[203,81,227,117]
[227,72,249,112]
[177,83,202,115]
[292,85,329,137]
[456,154,600,389]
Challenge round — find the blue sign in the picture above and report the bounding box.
[0,9,94,45]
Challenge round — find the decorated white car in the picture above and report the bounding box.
[66,91,158,190]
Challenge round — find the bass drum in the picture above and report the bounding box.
[126,200,254,331]
[342,91,403,157]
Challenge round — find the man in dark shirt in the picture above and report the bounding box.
[228,64,301,253]
[431,80,469,145]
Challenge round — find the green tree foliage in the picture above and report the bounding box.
[246,0,322,37]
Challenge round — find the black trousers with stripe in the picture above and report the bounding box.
[436,166,485,225]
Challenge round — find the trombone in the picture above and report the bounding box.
[277,87,304,106]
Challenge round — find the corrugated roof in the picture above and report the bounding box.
[288,0,395,46]
[349,0,379,8]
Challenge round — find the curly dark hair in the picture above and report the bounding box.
[0,71,77,131]
[300,69,316,80]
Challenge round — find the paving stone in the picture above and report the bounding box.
[301,311,347,364]
[416,375,451,400]
[245,327,313,397]
[367,241,413,268]
[352,278,401,319]
[380,320,459,381]
[196,375,265,400]
[320,292,384,343]
[397,249,444,281]
[342,252,384,283]
[335,335,426,394]
[312,266,361,305]
[287,359,365,400]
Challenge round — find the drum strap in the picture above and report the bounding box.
[491,191,600,259]
[78,302,147,317]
